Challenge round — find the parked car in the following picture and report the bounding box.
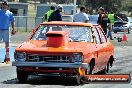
[62,15,73,22]
[12,21,114,85]
[113,14,131,33]
[124,17,132,31]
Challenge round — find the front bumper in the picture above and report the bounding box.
[12,61,89,69]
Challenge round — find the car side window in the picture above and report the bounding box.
[32,25,47,40]
[97,27,107,43]
[93,27,101,44]
[66,26,93,42]
[86,27,94,42]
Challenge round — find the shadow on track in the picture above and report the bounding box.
[2,76,83,86]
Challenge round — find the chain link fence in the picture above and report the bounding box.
[14,15,73,32]
[14,16,43,32]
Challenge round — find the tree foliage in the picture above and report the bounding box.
[19,0,28,3]
[38,0,124,13]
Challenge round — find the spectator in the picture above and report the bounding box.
[43,5,55,22]
[108,11,114,26]
[73,6,89,23]
[0,1,16,62]
[107,24,113,40]
[48,5,63,22]
[97,7,111,35]
[108,11,114,40]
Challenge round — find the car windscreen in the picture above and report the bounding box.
[32,25,93,42]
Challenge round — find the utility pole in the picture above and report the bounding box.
[73,0,77,15]
[35,0,37,10]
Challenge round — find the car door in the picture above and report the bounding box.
[92,26,104,72]
[94,26,110,71]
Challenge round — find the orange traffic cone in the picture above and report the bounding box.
[4,48,10,64]
[122,34,127,41]
[122,28,127,42]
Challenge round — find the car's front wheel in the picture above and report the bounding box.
[85,64,93,75]
[17,68,29,83]
[73,75,87,85]
[73,64,91,85]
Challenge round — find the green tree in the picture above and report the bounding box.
[0,0,14,2]
[78,0,122,14]
[39,0,47,3]
[39,0,73,4]
[19,0,28,3]
[8,0,14,2]
[36,0,130,15]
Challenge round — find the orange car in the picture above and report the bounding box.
[12,21,114,84]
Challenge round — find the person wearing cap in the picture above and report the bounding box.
[0,1,16,52]
[48,5,63,22]
[97,7,111,36]
[97,7,105,25]
[43,5,55,22]
[73,6,89,23]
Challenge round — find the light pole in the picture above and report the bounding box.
[35,0,36,10]
[73,0,77,15]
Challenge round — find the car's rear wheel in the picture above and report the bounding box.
[105,61,110,73]
[113,31,117,33]
[17,68,29,83]
[98,61,110,74]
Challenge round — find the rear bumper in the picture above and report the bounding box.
[12,61,89,69]
[113,27,129,32]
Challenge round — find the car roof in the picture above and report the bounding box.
[40,21,94,27]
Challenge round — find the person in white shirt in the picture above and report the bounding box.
[73,6,89,23]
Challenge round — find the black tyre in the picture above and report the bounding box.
[85,64,92,75]
[17,69,29,83]
[105,61,110,73]
[113,31,117,33]
[73,75,86,85]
